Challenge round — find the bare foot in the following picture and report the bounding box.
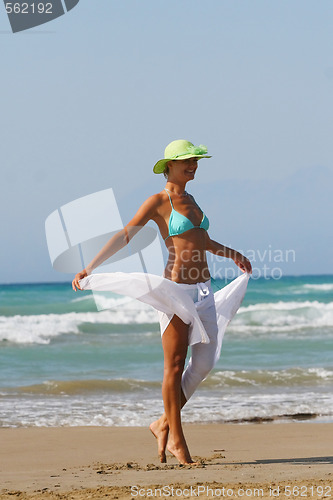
[149,420,169,463]
[167,439,199,465]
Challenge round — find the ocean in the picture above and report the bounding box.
[0,274,333,427]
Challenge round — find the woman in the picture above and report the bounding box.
[72,139,252,465]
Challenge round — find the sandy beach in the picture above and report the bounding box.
[1,423,332,499]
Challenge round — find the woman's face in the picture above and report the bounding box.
[168,158,198,182]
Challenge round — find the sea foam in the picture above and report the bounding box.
[0,302,159,344]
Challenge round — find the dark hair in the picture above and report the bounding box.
[163,165,169,179]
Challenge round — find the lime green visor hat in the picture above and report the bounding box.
[153,139,212,174]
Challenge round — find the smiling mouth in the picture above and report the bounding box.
[185,169,196,174]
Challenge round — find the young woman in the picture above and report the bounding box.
[72,139,252,465]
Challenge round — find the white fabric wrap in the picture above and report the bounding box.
[79,272,249,361]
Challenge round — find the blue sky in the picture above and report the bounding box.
[1,0,332,283]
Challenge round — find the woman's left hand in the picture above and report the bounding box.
[233,253,252,274]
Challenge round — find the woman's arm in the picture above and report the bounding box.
[72,194,160,291]
[206,235,252,274]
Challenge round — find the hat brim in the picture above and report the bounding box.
[153,154,212,174]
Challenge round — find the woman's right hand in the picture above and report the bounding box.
[72,269,88,292]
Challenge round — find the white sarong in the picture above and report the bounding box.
[80,272,250,364]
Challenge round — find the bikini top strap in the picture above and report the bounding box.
[164,188,174,209]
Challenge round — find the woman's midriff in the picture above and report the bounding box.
[163,230,210,284]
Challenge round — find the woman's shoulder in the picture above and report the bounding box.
[144,190,168,206]
[136,191,168,215]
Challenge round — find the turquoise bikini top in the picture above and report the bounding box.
[164,188,209,241]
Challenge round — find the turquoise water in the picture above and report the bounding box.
[0,275,333,427]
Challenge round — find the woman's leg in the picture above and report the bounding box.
[150,300,218,461]
[152,313,194,464]
[149,386,186,463]
[181,334,217,401]
[150,338,217,461]
[150,394,187,463]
